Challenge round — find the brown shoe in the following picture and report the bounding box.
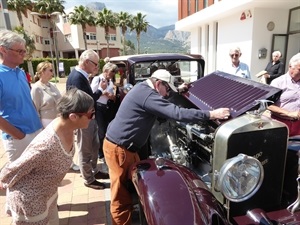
[84,180,105,189]
[94,171,109,179]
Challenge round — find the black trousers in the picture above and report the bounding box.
[95,103,110,158]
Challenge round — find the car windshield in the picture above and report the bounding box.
[132,60,200,85]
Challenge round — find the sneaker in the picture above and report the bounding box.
[98,157,105,163]
[70,163,80,171]
[94,171,109,179]
[5,204,11,217]
[84,180,105,190]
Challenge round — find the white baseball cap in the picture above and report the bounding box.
[151,69,177,92]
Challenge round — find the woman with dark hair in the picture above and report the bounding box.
[0,88,95,225]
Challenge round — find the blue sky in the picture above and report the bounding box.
[63,0,178,28]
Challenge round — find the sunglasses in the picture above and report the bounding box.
[76,110,95,119]
[88,59,98,67]
[162,81,171,93]
[230,53,240,58]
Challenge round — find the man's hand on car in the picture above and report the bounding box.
[209,108,231,120]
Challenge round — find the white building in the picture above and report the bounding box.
[176,0,300,80]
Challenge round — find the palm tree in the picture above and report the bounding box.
[7,0,32,27]
[125,39,135,55]
[131,12,149,54]
[96,8,117,57]
[33,0,65,15]
[67,5,95,50]
[32,0,65,80]
[117,11,132,55]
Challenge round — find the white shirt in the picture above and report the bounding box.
[90,74,114,104]
[221,62,251,79]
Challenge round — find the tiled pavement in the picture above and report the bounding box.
[0,78,113,225]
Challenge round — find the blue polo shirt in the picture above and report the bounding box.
[0,65,42,139]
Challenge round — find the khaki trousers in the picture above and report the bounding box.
[103,138,140,225]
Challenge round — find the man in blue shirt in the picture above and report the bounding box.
[0,30,42,162]
[0,30,42,216]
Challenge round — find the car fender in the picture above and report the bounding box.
[129,158,230,225]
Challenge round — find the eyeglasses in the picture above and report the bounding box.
[110,70,118,74]
[76,110,95,119]
[7,48,27,55]
[162,81,171,93]
[230,53,240,58]
[88,59,98,67]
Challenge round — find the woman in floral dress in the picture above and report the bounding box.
[0,88,95,225]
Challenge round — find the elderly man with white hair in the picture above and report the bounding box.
[221,46,251,79]
[263,50,285,84]
[268,53,300,136]
[66,49,109,189]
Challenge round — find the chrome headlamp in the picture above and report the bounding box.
[214,154,264,202]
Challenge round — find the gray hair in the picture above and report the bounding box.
[0,30,25,58]
[102,62,118,73]
[289,53,300,68]
[0,29,25,48]
[78,49,98,64]
[57,88,94,119]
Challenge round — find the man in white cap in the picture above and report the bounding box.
[102,69,230,225]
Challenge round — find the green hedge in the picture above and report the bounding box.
[21,58,78,77]
[21,58,106,79]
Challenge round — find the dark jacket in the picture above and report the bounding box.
[66,68,102,107]
[265,60,285,84]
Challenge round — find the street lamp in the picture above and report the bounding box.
[30,11,60,82]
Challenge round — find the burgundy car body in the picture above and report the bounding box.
[130,158,231,225]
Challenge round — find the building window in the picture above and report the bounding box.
[32,15,37,24]
[65,34,72,42]
[44,39,51,45]
[188,0,191,16]
[63,16,68,23]
[204,0,208,8]
[109,34,116,41]
[288,7,300,34]
[86,33,96,40]
[195,0,199,12]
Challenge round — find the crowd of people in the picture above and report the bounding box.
[0,29,299,225]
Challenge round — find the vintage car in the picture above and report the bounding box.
[109,53,300,225]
